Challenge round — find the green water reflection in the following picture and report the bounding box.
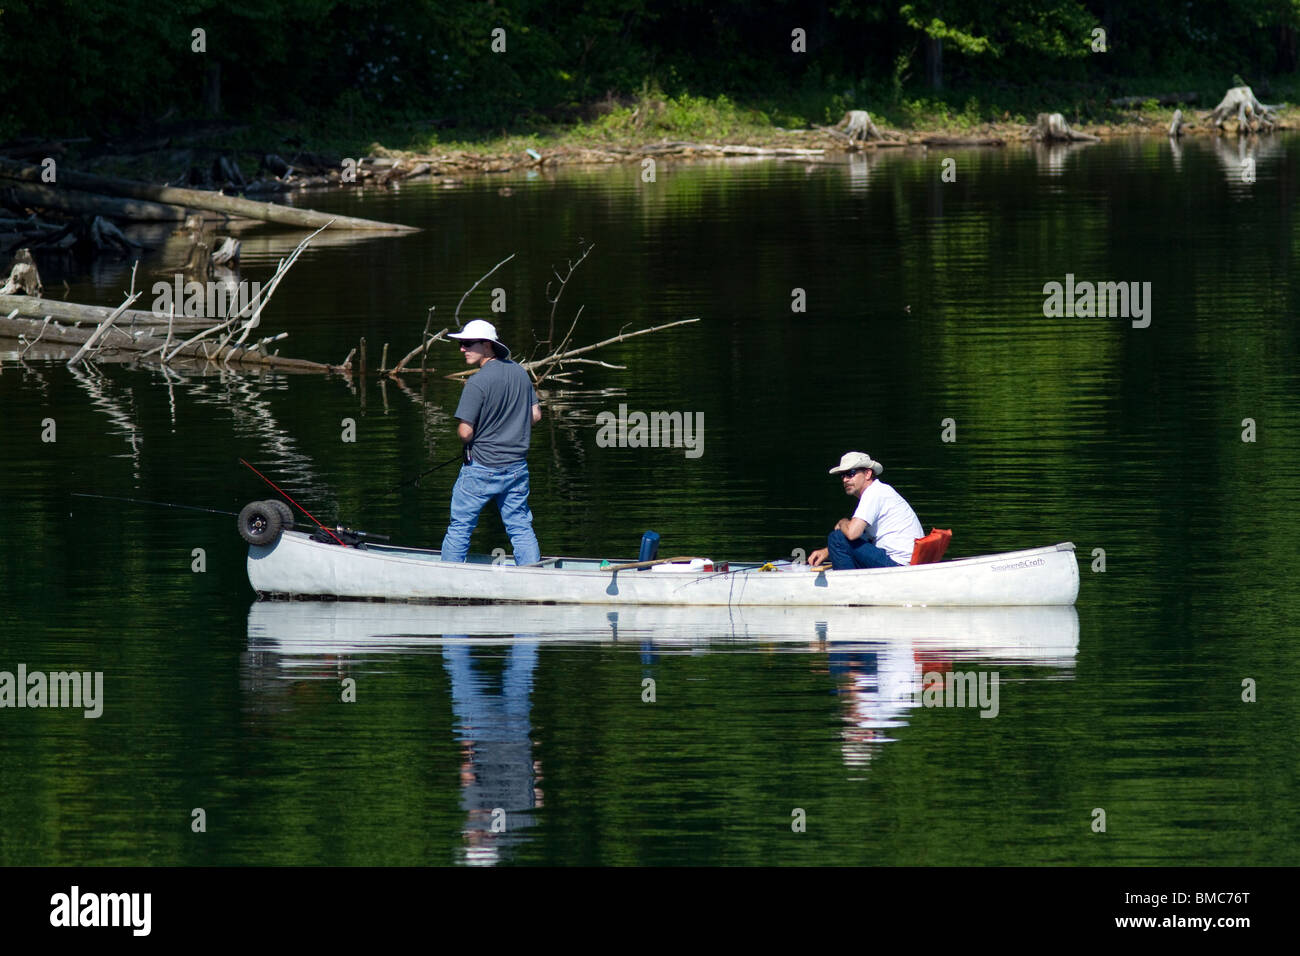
[1,136,1296,864]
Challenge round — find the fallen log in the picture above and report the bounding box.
[1110,93,1198,107]
[0,293,212,330]
[920,136,1006,147]
[2,181,189,221]
[635,142,826,157]
[0,312,339,370]
[0,158,418,232]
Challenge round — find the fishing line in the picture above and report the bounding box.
[71,492,240,517]
[238,458,345,546]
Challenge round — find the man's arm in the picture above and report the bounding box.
[532,403,541,424]
[835,516,869,541]
[458,421,474,442]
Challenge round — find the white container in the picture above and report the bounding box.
[650,558,714,573]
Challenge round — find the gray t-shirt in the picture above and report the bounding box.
[455,359,537,468]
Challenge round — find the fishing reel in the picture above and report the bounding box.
[309,526,390,548]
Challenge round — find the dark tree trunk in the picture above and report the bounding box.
[1276,25,1297,72]
[925,36,943,90]
[204,61,222,117]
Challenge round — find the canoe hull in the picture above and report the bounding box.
[247,532,1080,607]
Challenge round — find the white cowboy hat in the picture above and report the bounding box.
[828,451,883,475]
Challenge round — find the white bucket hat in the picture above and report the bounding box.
[828,451,882,475]
[449,318,510,360]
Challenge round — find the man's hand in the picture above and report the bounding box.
[808,548,829,568]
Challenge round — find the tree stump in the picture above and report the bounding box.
[1207,86,1276,134]
[211,235,240,267]
[840,110,883,142]
[1032,113,1101,142]
[182,216,212,285]
[86,216,138,255]
[0,248,42,296]
[1169,109,1185,137]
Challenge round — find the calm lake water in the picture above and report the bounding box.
[1,136,1296,866]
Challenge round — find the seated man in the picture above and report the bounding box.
[808,452,923,570]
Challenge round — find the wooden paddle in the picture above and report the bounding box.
[604,555,705,573]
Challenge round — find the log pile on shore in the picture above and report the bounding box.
[0,158,417,230]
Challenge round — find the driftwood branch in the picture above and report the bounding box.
[523,317,699,368]
[163,221,329,362]
[453,252,515,329]
[541,241,594,349]
[532,303,586,386]
[19,316,51,356]
[66,291,142,367]
[390,327,449,376]
[447,317,702,381]
[552,356,626,369]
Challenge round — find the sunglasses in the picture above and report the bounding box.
[459,340,485,350]
[842,468,866,478]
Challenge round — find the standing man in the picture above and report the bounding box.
[440,319,542,566]
[808,452,923,570]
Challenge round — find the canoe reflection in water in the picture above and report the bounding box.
[245,601,1079,859]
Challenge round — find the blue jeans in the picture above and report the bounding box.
[441,461,541,565]
[827,529,901,570]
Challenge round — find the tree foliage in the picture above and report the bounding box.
[4,0,1300,139]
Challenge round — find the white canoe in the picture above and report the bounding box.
[247,530,1080,606]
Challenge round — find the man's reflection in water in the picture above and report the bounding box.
[442,640,542,866]
[829,642,928,768]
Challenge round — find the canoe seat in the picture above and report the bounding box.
[910,528,952,565]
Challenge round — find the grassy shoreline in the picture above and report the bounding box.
[40,81,1300,185]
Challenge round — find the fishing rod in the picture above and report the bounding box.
[390,451,464,492]
[71,492,240,518]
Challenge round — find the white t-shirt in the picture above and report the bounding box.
[851,480,924,565]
